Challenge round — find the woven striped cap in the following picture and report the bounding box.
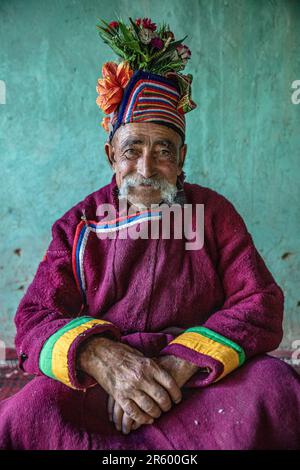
[108,69,185,143]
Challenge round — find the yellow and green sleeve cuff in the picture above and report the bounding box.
[39,316,121,389]
[167,326,246,381]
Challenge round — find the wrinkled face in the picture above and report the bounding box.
[104,122,187,210]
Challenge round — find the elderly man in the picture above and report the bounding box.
[1,17,300,450]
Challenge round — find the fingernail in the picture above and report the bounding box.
[148,419,154,425]
[175,398,182,404]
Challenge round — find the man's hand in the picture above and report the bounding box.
[154,354,199,388]
[77,335,183,434]
[107,354,199,434]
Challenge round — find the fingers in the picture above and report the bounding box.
[105,352,182,434]
[110,396,146,435]
[121,410,135,435]
[131,390,162,418]
[140,381,173,413]
[153,366,182,405]
[120,397,154,426]
[112,400,125,432]
[107,394,114,422]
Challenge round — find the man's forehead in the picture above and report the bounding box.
[119,136,177,147]
[115,125,181,147]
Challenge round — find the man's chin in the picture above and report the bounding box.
[127,188,163,209]
[132,185,161,194]
[127,196,162,211]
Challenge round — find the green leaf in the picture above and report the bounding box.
[109,43,127,59]
[128,17,140,38]
[98,29,112,41]
[129,42,141,53]
[96,17,191,75]
[148,35,187,65]
[97,25,112,36]
[98,18,114,30]
[118,21,134,42]
[165,35,188,51]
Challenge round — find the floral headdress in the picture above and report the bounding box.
[96,16,197,137]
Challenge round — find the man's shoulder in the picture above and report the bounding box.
[184,180,236,211]
[184,181,249,236]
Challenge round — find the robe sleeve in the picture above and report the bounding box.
[14,209,122,391]
[158,193,284,387]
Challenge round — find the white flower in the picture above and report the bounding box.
[176,44,191,65]
[138,27,156,44]
[171,50,180,61]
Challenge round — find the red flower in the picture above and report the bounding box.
[135,17,156,31]
[142,17,156,31]
[109,21,119,30]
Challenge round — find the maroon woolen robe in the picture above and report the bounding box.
[0,173,300,450]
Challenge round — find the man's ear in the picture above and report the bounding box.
[104,141,116,170]
[177,143,187,174]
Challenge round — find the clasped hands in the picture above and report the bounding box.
[77,331,199,435]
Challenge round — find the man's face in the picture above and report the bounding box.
[104,122,187,209]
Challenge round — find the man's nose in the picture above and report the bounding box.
[137,150,157,179]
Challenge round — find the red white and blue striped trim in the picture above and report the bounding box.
[72,210,162,302]
[88,210,162,233]
[72,221,91,304]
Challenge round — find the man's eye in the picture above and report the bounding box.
[124,148,140,159]
[157,149,175,160]
[156,149,170,156]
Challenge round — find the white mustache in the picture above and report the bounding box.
[118,174,178,204]
[122,175,165,190]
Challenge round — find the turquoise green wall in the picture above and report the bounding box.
[0,0,299,348]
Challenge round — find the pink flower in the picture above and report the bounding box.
[176,44,191,64]
[150,37,164,50]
